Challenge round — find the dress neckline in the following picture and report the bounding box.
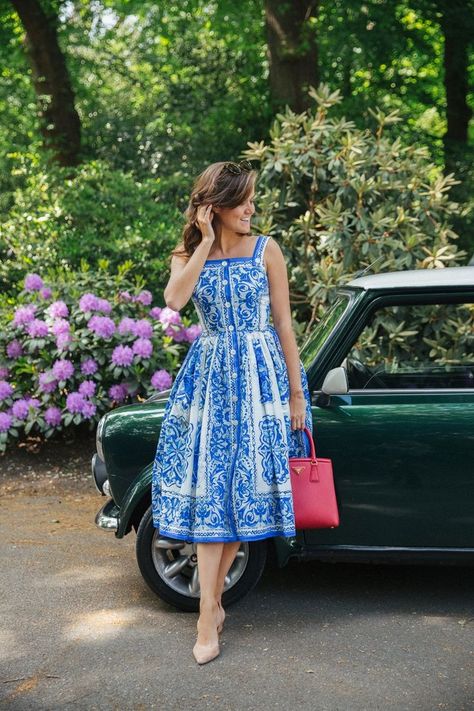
[205,235,262,263]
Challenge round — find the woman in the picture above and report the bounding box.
[151,160,313,664]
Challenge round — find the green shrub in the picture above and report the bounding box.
[0,160,184,297]
[245,84,469,344]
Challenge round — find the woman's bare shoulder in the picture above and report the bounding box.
[263,235,284,266]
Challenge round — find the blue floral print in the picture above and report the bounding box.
[151,235,313,542]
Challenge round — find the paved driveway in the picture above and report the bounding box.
[0,473,473,711]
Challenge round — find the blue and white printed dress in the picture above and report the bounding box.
[151,234,313,542]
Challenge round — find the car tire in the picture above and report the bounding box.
[135,505,267,612]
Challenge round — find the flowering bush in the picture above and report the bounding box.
[245,83,468,341]
[0,261,201,452]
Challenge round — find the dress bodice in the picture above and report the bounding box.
[191,235,271,336]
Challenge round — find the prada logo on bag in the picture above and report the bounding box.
[291,466,304,475]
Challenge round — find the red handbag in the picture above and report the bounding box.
[289,426,340,529]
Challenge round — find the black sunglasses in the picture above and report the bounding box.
[222,159,253,175]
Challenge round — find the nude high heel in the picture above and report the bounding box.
[217,600,225,635]
[193,607,220,665]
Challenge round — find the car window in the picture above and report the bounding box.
[300,293,351,371]
[344,301,474,390]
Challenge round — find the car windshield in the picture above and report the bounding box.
[300,293,351,371]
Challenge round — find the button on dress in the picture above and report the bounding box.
[151,234,313,542]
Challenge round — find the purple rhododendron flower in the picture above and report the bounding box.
[24,396,40,409]
[50,318,70,336]
[12,399,30,419]
[38,371,58,393]
[119,291,132,302]
[0,412,13,432]
[132,318,153,339]
[164,323,181,337]
[149,306,162,319]
[118,317,136,335]
[24,273,44,292]
[81,401,97,418]
[56,332,72,351]
[111,345,134,367]
[79,293,100,312]
[7,340,23,358]
[171,326,189,342]
[27,319,49,338]
[47,301,69,319]
[96,297,112,314]
[132,338,153,358]
[151,369,172,391]
[79,380,96,397]
[136,290,153,306]
[13,304,36,327]
[52,359,74,381]
[108,383,128,402]
[0,381,14,401]
[40,287,52,299]
[66,391,86,414]
[186,324,202,342]
[81,358,98,375]
[0,367,9,379]
[44,406,62,427]
[159,307,182,326]
[87,315,116,338]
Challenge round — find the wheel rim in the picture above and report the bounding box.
[151,532,249,598]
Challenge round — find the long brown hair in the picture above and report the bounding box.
[172,161,258,261]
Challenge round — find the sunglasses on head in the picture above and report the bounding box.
[222,159,253,175]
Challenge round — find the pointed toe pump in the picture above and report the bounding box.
[193,609,221,664]
[192,639,220,665]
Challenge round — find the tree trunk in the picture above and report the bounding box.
[10,0,81,166]
[436,0,473,171]
[264,0,320,113]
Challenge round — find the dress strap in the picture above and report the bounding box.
[253,235,270,266]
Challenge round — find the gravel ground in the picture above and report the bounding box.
[0,429,96,497]
[1,433,473,711]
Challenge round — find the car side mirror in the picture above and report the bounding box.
[321,366,349,395]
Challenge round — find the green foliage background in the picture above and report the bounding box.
[0,0,473,326]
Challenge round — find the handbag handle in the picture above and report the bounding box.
[299,425,317,462]
[292,426,319,483]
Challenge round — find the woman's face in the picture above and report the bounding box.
[214,189,256,234]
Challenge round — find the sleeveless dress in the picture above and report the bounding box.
[151,234,313,542]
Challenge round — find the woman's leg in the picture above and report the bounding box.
[215,541,241,603]
[194,542,224,657]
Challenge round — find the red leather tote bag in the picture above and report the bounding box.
[289,426,340,529]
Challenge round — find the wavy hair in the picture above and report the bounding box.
[171,161,258,261]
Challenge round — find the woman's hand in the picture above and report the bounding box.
[289,391,306,430]
[195,204,216,244]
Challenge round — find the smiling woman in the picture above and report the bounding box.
[149,159,313,664]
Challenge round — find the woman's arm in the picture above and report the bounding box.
[266,237,307,429]
[164,237,213,311]
[165,205,216,312]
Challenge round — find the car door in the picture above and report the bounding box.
[305,293,474,549]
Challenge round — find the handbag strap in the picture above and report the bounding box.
[301,425,317,461]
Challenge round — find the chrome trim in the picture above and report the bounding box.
[91,453,102,494]
[91,453,108,495]
[102,479,111,497]
[96,415,106,460]
[95,501,118,532]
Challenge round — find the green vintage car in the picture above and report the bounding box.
[92,266,474,611]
